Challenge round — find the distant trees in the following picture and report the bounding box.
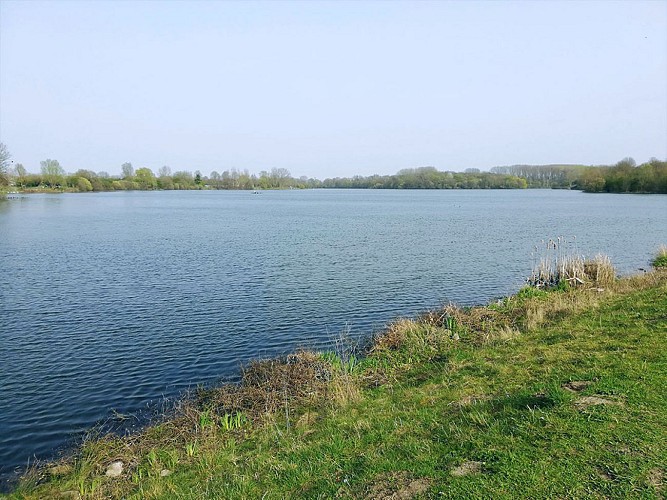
[6,154,665,194]
[321,167,527,190]
[577,158,667,194]
[490,164,586,188]
[488,158,667,193]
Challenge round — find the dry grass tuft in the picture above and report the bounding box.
[653,244,667,268]
[583,254,616,286]
[371,318,421,352]
[528,237,616,289]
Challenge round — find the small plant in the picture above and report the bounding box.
[199,409,214,429]
[652,245,667,268]
[77,477,101,496]
[158,449,179,469]
[185,440,198,458]
[444,315,457,334]
[220,412,246,431]
[147,449,158,469]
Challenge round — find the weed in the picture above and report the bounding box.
[198,409,214,429]
[185,440,198,458]
[220,412,246,431]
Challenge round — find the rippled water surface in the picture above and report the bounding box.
[1,189,665,481]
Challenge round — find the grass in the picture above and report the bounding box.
[6,267,667,499]
[653,245,667,268]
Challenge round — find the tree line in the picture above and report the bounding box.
[1,143,665,194]
[491,158,667,193]
[319,167,528,189]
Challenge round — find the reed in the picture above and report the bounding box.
[529,237,615,289]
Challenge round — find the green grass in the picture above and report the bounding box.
[8,272,667,499]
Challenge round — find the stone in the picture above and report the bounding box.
[105,460,123,478]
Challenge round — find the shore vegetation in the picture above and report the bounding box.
[8,247,667,499]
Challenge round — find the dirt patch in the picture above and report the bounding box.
[366,472,431,499]
[455,395,489,407]
[451,460,483,477]
[574,395,622,410]
[562,380,592,392]
[597,468,615,481]
[647,468,664,492]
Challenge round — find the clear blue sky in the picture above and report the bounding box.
[1,0,666,178]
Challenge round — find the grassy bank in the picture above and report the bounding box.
[7,266,667,498]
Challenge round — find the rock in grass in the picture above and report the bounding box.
[160,469,172,477]
[574,395,621,410]
[105,461,123,478]
[451,461,483,477]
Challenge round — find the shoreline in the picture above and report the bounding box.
[6,259,666,497]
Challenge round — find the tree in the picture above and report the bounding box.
[15,163,27,188]
[158,165,171,178]
[40,159,65,188]
[210,170,221,189]
[172,170,194,189]
[0,142,11,186]
[121,162,134,179]
[194,170,202,186]
[135,167,157,190]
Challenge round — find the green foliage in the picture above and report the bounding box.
[490,158,667,193]
[134,167,157,190]
[515,286,549,300]
[320,351,361,374]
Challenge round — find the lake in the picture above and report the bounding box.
[0,189,665,483]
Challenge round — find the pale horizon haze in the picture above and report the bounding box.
[1,0,666,179]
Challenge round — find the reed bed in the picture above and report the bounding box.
[528,237,615,289]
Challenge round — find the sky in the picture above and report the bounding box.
[1,1,666,179]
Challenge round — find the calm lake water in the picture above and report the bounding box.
[1,189,665,482]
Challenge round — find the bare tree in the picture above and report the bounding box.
[0,143,11,186]
[41,159,65,187]
[121,162,134,178]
